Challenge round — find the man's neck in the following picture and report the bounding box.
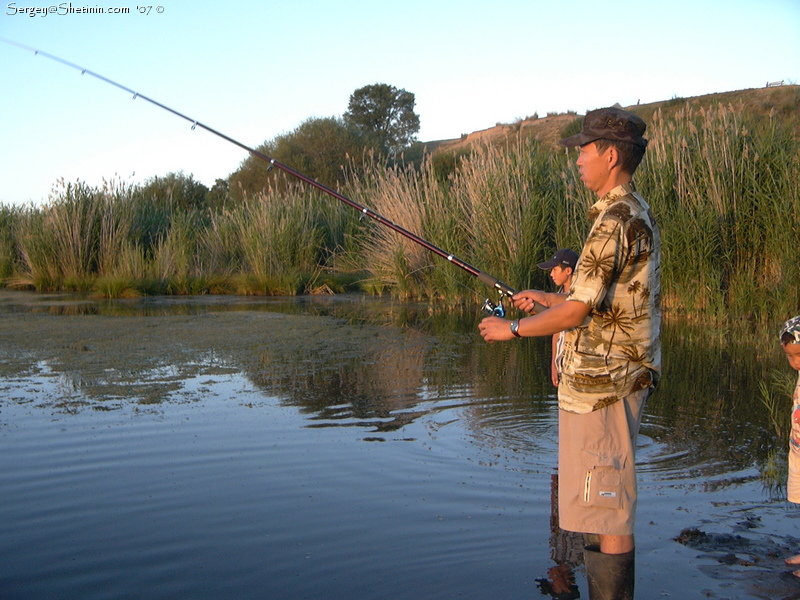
[595,171,632,199]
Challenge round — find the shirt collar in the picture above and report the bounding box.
[589,181,638,214]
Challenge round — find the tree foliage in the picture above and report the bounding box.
[228,116,365,201]
[206,178,230,212]
[344,83,420,157]
[137,172,210,212]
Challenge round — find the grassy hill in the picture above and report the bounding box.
[424,83,800,154]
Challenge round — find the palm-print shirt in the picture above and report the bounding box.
[789,372,800,503]
[558,182,661,414]
[791,373,800,454]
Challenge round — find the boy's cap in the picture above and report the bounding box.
[537,248,579,270]
[560,107,648,148]
[780,315,800,344]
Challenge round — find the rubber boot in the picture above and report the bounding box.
[583,545,635,600]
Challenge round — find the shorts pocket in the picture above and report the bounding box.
[580,451,625,510]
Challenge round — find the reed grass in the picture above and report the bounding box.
[212,183,331,296]
[0,205,21,281]
[344,156,470,299]
[0,99,797,324]
[756,366,796,493]
[640,102,800,320]
[454,139,587,292]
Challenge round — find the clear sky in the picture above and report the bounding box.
[1,0,798,206]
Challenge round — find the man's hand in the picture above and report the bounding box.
[478,316,515,342]
[478,299,592,343]
[512,290,548,313]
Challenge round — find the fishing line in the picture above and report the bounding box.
[1,37,546,316]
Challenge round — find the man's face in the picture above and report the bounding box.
[576,142,612,195]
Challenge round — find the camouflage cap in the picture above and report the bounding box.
[780,315,800,345]
[560,107,648,148]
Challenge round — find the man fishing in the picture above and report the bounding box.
[479,107,661,600]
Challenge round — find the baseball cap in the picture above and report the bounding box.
[537,248,579,270]
[560,107,648,148]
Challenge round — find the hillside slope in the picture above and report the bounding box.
[425,84,800,154]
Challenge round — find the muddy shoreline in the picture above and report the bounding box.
[0,291,430,406]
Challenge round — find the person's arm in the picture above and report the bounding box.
[478,299,590,343]
[512,290,568,313]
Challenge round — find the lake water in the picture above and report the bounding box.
[0,291,798,600]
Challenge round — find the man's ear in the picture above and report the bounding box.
[605,145,621,170]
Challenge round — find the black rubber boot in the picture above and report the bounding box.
[583,545,635,600]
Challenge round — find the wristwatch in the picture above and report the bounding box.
[510,319,522,338]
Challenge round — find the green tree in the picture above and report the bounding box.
[344,83,420,157]
[206,178,230,212]
[131,172,210,255]
[138,172,210,212]
[228,116,365,200]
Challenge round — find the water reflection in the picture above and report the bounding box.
[0,289,787,485]
[537,473,583,599]
[0,290,796,599]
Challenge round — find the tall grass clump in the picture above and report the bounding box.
[641,103,800,320]
[453,138,587,293]
[151,210,207,295]
[757,367,796,493]
[453,140,547,292]
[0,205,21,281]
[14,180,110,290]
[342,138,587,303]
[344,155,473,300]
[214,182,329,295]
[91,179,148,297]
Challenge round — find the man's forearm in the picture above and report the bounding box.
[541,291,568,308]
[516,299,590,337]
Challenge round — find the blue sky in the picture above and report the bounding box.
[1,0,798,206]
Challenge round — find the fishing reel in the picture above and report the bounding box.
[481,297,506,318]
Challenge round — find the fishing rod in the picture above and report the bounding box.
[2,38,546,317]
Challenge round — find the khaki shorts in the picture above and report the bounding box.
[557,387,650,536]
[789,440,800,504]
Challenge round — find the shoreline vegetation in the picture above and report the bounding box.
[1,94,798,327]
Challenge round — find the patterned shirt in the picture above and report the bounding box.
[558,182,661,414]
[788,373,800,503]
[791,373,800,454]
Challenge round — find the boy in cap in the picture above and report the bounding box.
[536,248,579,387]
[479,107,661,600]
